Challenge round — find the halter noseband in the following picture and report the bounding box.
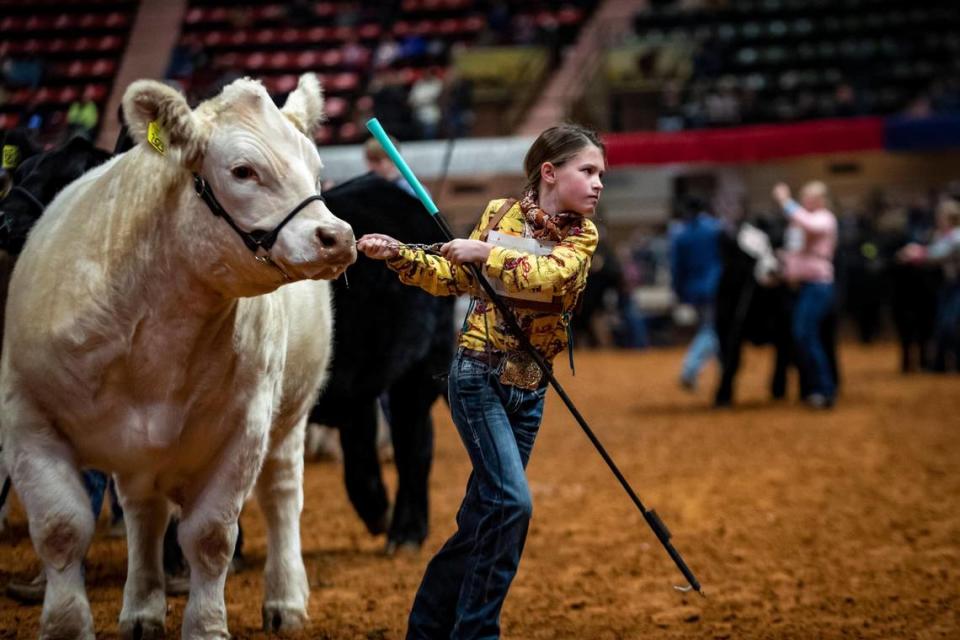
[193,174,325,281]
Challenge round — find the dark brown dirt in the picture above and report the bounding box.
[1,343,958,639]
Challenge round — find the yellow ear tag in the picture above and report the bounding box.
[147,121,167,155]
[2,145,20,169]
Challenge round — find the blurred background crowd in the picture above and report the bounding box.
[3,0,960,382]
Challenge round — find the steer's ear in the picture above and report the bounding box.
[281,73,325,136]
[122,80,204,167]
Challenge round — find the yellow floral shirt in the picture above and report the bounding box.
[386,198,599,362]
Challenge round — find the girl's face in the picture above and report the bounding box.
[543,144,605,216]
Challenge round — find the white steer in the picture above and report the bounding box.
[0,73,355,639]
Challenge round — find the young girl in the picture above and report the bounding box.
[357,124,605,639]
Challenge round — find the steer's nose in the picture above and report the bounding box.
[317,220,357,265]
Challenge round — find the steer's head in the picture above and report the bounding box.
[122,74,355,293]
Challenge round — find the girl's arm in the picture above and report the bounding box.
[780,201,835,235]
[357,201,506,296]
[386,245,476,296]
[484,219,599,295]
[772,183,833,236]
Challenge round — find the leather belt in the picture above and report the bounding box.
[460,348,504,368]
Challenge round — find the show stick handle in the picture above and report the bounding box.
[365,118,439,216]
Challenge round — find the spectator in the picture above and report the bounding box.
[409,69,443,140]
[773,181,839,408]
[899,198,960,371]
[363,135,416,198]
[669,196,723,389]
[66,87,100,140]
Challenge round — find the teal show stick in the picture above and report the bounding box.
[365,118,439,216]
[363,117,705,597]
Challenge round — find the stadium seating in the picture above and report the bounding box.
[171,0,598,144]
[615,0,960,131]
[0,0,138,142]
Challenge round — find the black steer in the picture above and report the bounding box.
[714,219,839,407]
[311,172,454,549]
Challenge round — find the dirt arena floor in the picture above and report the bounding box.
[1,343,958,638]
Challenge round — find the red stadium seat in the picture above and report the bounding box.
[228,30,250,47]
[272,74,299,94]
[208,7,229,23]
[557,8,584,25]
[358,23,382,40]
[324,96,347,119]
[329,72,359,93]
[86,84,108,103]
[463,15,485,32]
[199,31,222,48]
[20,39,42,55]
[58,86,80,105]
[245,52,267,70]
[33,87,55,105]
[91,59,116,77]
[25,15,53,31]
[306,26,331,44]
[268,52,291,71]
[53,13,76,30]
[314,124,333,146]
[105,12,128,29]
[295,51,319,70]
[9,89,33,107]
[315,3,335,19]
[97,36,122,52]
[338,122,361,143]
[47,38,70,54]
[0,113,21,130]
[255,29,279,46]
[216,53,240,69]
[320,49,343,68]
[280,28,302,44]
[333,26,355,42]
[79,13,107,30]
[2,16,25,32]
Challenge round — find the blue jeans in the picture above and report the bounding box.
[933,283,960,371]
[407,350,547,640]
[793,283,836,399]
[681,303,718,383]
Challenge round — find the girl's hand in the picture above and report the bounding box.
[441,239,492,266]
[357,233,400,260]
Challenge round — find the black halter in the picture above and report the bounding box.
[193,174,325,280]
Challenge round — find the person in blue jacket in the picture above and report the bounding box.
[669,196,724,389]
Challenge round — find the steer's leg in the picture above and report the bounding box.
[115,483,170,640]
[178,426,267,640]
[5,413,94,640]
[255,417,309,632]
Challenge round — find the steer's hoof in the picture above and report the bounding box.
[119,617,165,640]
[40,596,95,640]
[262,604,307,633]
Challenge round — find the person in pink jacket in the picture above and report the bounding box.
[773,181,838,408]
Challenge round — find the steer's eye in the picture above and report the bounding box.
[231,166,256,180]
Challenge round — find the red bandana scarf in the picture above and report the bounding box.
[519,189,583,242]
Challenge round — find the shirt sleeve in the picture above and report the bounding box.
[926,229,960,262]
[484,219,599,296]
[383,200,501,296]
[783,201,836,236]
